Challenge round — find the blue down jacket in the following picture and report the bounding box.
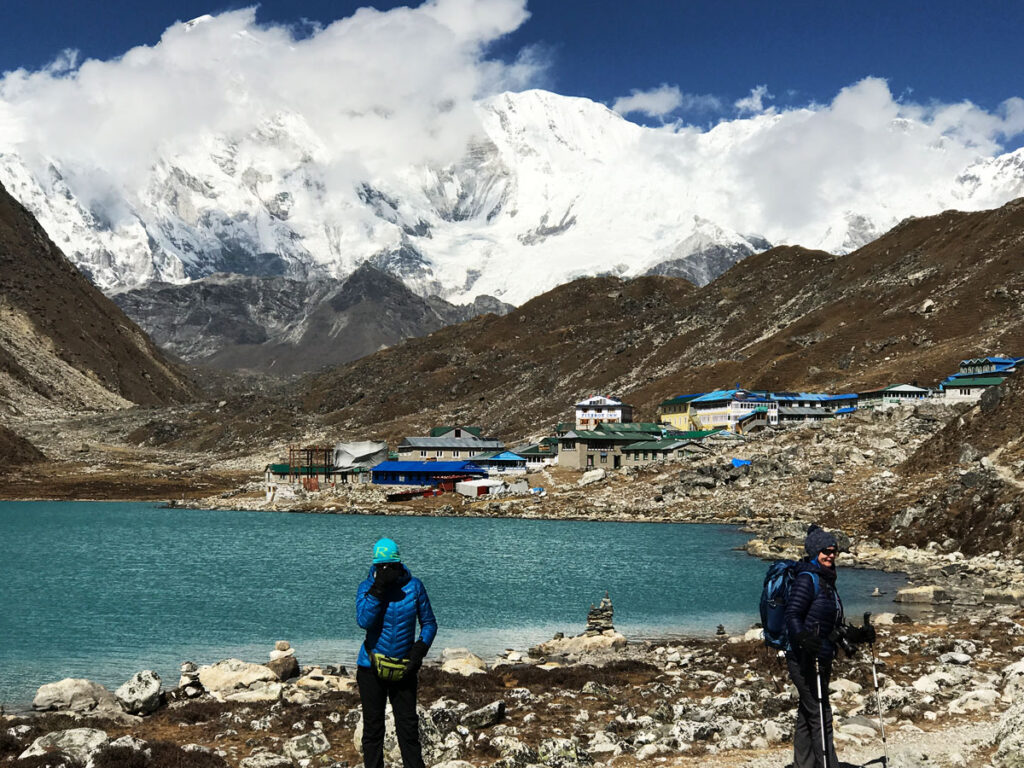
[785,559,844,661]
[356,563,437,668]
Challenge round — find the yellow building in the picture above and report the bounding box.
[657,393,703,430]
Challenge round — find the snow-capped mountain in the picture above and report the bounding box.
[2,89,1023,306]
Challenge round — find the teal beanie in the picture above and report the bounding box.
[372,537,401,564]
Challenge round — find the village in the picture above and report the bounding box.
[261,355,1021,506]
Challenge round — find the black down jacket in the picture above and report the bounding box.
[785,559,844,661]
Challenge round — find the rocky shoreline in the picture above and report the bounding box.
[4,593,1024,768]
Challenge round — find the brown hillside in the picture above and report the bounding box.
[0,181,196,415]
[285,198,1024,442]
[0,423,45,465]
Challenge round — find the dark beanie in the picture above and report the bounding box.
[805,525,838,557]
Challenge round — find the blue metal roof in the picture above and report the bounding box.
[770,392,858,402]
[691,388,771,404]
[372,461,486,473]
[834,406,857,414]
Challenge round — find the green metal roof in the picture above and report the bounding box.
[621,439,702,452]
[944,377,1006,387]
[267,464,337,474]
[565,430,653,442]
[664,429,722,440]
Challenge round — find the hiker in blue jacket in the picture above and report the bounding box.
[785,525,875,768]
[356,538,437,768]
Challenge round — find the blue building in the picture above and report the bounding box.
[371,460,486,487]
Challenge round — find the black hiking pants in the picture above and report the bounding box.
[357,665,425,768]
[787,655,838,768]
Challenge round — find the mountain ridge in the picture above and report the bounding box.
[3,89,1022,306]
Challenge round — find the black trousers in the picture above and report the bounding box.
[357,665,425,768]
[787,656,838,768]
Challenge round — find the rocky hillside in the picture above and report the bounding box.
[884,374,1024,556]
[111,264,512,375]
[0,181,195,419]
[279,197,1024,442]
[0,423,45,465]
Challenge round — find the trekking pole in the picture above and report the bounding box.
[814,655,830,768]
[864,613,889,767]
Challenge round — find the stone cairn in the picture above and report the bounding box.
[585,592,614,636]
[178,661,203,698]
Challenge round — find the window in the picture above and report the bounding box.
[420,450,427,457]
[398,475,406,482]
[600,454,607,463]
[453,450,461,458]
[563,441,576,451]
[436,450,443,457]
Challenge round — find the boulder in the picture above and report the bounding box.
[32,678,119,713]
[995,695,1024,767]
[106,735,152,757]
[440,649,487,676]
[578,469,606,486]
[20,728,109,763]
[461,700,506,729]
[282,729,331,762]
[535,629,626,656]
[537,737,592,767]
[894,585,948,604]
[267,654,300,681]
[115,670,162,715]
[240,752,293,768]
[223,682,283,703]
[198,658,278,699]
[948,688,999,713]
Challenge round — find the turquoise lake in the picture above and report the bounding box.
[0,501,910,709]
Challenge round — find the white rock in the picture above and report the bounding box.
[441,653,488,676]
[283,729,331,761]
[240,752,293,768]
[223,682,284,703]
[115,670,162,715]
[830,678,863,695]
[32,679,119,713]
[948,688,1000,713]
[198,658,278,699]
[20,728,109,763]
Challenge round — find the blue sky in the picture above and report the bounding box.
[3,0,1022,127]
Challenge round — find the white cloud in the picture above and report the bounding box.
[734,84,773,115]
[612,84,721,118]
[0,0,537,194]
[680,77,1024,244]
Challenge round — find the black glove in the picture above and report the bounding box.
[368,564,401,599]
[844,622,877,645]
[795,630,822,657]
[406,640,429,674]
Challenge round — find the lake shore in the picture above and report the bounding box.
[4,601,1022,768]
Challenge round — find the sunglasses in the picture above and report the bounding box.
[820,548,838,557]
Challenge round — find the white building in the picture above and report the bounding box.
[688,389,779,433]
[574,395,634,430]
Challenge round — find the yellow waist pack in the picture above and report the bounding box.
[372,652,410,683]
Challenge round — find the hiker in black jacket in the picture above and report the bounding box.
[784,525,875,768]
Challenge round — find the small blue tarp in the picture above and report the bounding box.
[731,458,752,468]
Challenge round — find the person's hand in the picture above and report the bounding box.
[368,564,401,599]
[406,640,429,674]
[795,630,822,657]
[844,623,877,645]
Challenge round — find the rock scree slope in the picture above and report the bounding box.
[0,180,196,419]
